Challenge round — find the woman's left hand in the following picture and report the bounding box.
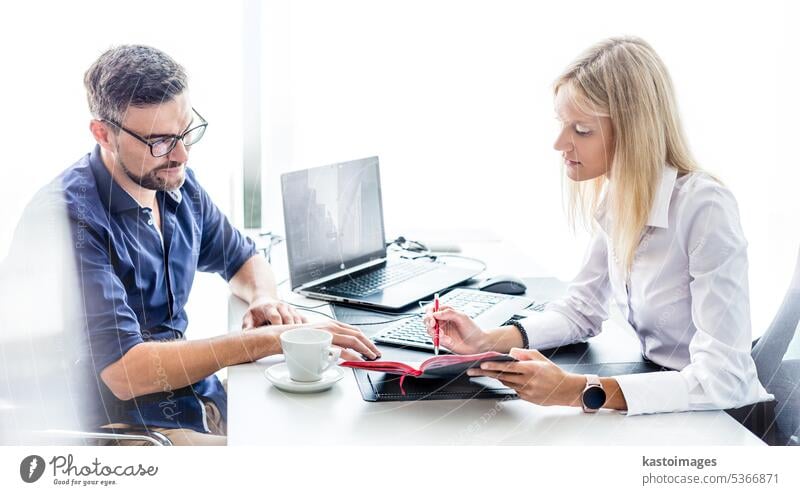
[467,348,585,407]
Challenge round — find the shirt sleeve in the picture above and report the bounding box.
[194,179,257,281]
[70,214,144,375]
[519,230,612,349]
[615,183,773,415]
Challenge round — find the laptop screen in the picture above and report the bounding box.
[281,156,387,290]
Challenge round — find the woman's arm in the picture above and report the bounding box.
[468,348,629,411]
[423,229,614,355]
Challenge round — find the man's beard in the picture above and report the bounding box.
[119,157,186,192]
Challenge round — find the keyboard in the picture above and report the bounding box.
[317,262,437,297]
[373,288,540,352]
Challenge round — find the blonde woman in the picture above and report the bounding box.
[423,37,771,415]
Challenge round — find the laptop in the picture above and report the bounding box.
[281,156,482,310]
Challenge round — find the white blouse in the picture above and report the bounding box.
[520,165,773,415]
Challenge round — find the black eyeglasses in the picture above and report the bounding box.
[102,108,208,158]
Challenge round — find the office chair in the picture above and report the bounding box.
[41,428,173,446]
[0,195,173,447]
[728,246,800,445]
[0,314,174,447]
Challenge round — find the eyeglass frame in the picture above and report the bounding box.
[101,108,208,158]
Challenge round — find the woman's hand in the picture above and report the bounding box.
[422,304,490,355]
[467,348,585,406]
[422,304,526,355]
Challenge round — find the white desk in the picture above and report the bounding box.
[226,239,765,446]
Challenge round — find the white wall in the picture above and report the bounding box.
[258,0,799,335]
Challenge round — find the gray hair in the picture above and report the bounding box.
[84,45,188,125]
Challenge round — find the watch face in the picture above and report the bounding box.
[583,385,607,410]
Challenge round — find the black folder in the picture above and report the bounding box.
[351,369,518,402]
[350,361,667,402]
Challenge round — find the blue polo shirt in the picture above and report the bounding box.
[60,145,256,433]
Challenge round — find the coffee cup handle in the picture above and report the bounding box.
[321,346,342,373]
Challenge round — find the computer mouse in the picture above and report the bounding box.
[477,275,528,295]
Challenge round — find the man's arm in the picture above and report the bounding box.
[100,252,381,399]
[100,318,380,400]
[229,253,278,303]
[100,325,282,400]
[189,173,299,325]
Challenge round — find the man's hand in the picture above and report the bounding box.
[250,319,381,362]
[242,297,307,328]
[301,320,381,361]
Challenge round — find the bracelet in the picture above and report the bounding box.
[502,317,529,350]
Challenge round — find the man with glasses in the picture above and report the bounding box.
[52,45,380,445]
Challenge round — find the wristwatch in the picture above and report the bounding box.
[581,374,606,413]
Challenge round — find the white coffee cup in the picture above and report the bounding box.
[280,328,342,382]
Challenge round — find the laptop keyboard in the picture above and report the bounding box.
[317,262,438,297]
[374,289,543,352]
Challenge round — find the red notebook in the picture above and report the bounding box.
[340,351,516,394]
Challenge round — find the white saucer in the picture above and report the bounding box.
[264,363,345,393]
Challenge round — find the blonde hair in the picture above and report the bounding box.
[554,36,700,274]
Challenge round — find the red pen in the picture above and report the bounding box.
[433,292,440,355]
